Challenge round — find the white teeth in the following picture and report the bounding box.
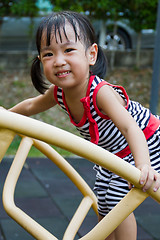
[57,71,70,76]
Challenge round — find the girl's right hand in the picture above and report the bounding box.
[138,164,160,192]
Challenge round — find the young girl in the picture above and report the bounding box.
[8,11,160,240]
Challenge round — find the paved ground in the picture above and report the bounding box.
[0,156,160,240]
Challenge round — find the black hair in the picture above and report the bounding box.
[31,11,107,94]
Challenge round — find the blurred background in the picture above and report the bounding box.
[0,0,157,52]
[0,2,160,240]
[0,0,159,155]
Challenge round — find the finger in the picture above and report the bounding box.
[153,174,160,192]
[142,170,154,192]
[140,165,154,192]
[128,182,133,190]
[139,165,149,185]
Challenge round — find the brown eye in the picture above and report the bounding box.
[65,48,74,53]
[44,52,53,57]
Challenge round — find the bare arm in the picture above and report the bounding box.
[9,85,57,116]
[97,85,160,192]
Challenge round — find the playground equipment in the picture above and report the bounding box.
[0,110,160,240]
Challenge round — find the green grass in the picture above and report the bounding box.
[6,135,75,158]
[1,67,158,158]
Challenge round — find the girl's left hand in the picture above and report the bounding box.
[138,164,160,192]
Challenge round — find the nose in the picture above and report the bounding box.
[53,53,66,67]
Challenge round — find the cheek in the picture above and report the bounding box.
[42,63,51,77]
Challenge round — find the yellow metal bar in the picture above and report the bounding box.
[0,110,160,240]
[2,137,58,240]
[0,128,15,163]
[33,139,98,215]
[80,188,148,240]
[0,110,159,203]
[63,196,93,240]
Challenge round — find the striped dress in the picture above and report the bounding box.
[54,75,160,215]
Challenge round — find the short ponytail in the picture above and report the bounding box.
[30,57,49,94]
[90,46,107,79]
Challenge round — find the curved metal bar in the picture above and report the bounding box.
[0,110,160,240]
[63,196,93,240]
[0,111,160,202]
[33,139,98,215]
[0,128,15,162]
[2,136,98,239]
[80,188,148,240]
[2,137,58,240]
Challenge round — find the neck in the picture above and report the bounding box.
[62,77,90,123]
[63,77,89,102]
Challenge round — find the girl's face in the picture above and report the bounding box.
[39,22,97,91]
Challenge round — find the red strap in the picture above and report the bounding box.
[92,81,130,120]
[116,114,160,158]
[143,114,160,139]
[54,86,59,105]
[80,96,99,144]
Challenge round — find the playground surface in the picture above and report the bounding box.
[0,156,160,240]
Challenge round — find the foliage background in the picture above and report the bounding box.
[0,0,159,156]
[0,67,155,156]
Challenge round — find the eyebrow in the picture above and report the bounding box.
[41,41,76,52]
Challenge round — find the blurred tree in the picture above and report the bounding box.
[10,0,39,17]
[0,0,14,16]
[10,0,39,52]
[0,1,13,30]
[53,0,83,12]
[124,0,158,68]
[0,1,15,49]
[0,0,39,53]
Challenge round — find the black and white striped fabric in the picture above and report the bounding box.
[54,75,160,215]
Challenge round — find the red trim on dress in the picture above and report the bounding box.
[87,75,95,96]
[61,90,87,127]
[80,96,99,144]
[54,75,95,128]
[115,114,160,158]
[54,86,59,105]
[54,76,160,152]
[92,81,129,120]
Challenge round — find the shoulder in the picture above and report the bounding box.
[89,75,108,96]
[91,76,129,108]
[96,83,127,116]
[40,84,57,106]
[91,75,111,100]
[96,84,117,103]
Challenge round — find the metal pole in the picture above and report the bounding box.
[149,0,160,114]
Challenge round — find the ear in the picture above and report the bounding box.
[89,43,98,66]
[38,55,41,61]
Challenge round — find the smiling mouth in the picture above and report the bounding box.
[56,71,70,77]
